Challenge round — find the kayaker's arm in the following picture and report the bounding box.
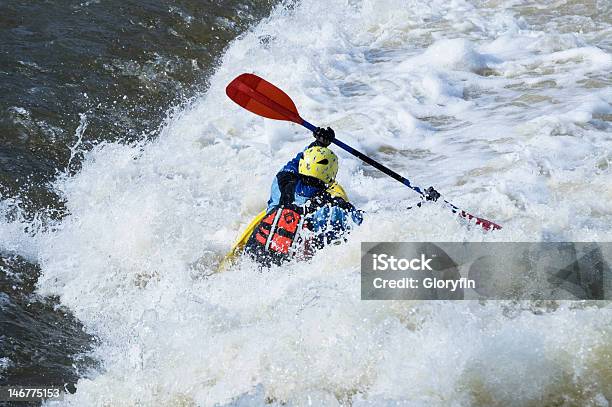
[277,171,298,206]
[329,198,364,225]
[308,203,363,249]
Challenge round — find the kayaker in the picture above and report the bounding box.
[243,127,364,266]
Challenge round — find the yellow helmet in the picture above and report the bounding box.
[298,146,338,185]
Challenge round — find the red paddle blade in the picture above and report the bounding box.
[226,73,303,124]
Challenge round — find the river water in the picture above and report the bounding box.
[1,0,611,405]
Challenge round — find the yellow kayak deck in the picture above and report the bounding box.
[217,209,267,271]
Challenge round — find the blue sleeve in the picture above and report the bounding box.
[268,146,306,210]
[266,177,281,213]
[308,204,363,246]
[269,143,313,210]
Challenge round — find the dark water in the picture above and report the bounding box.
[0,0,277,395]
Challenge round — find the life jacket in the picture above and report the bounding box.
[245,206,308,265]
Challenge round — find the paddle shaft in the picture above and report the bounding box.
[302,119,499,229]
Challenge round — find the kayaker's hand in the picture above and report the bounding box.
[425,186,441,202]
[313,127,335,147]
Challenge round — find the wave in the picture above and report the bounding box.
[0,0,610,405]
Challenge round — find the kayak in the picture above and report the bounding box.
[217,209,266,271]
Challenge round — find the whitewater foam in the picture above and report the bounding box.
[0,0,610,405]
